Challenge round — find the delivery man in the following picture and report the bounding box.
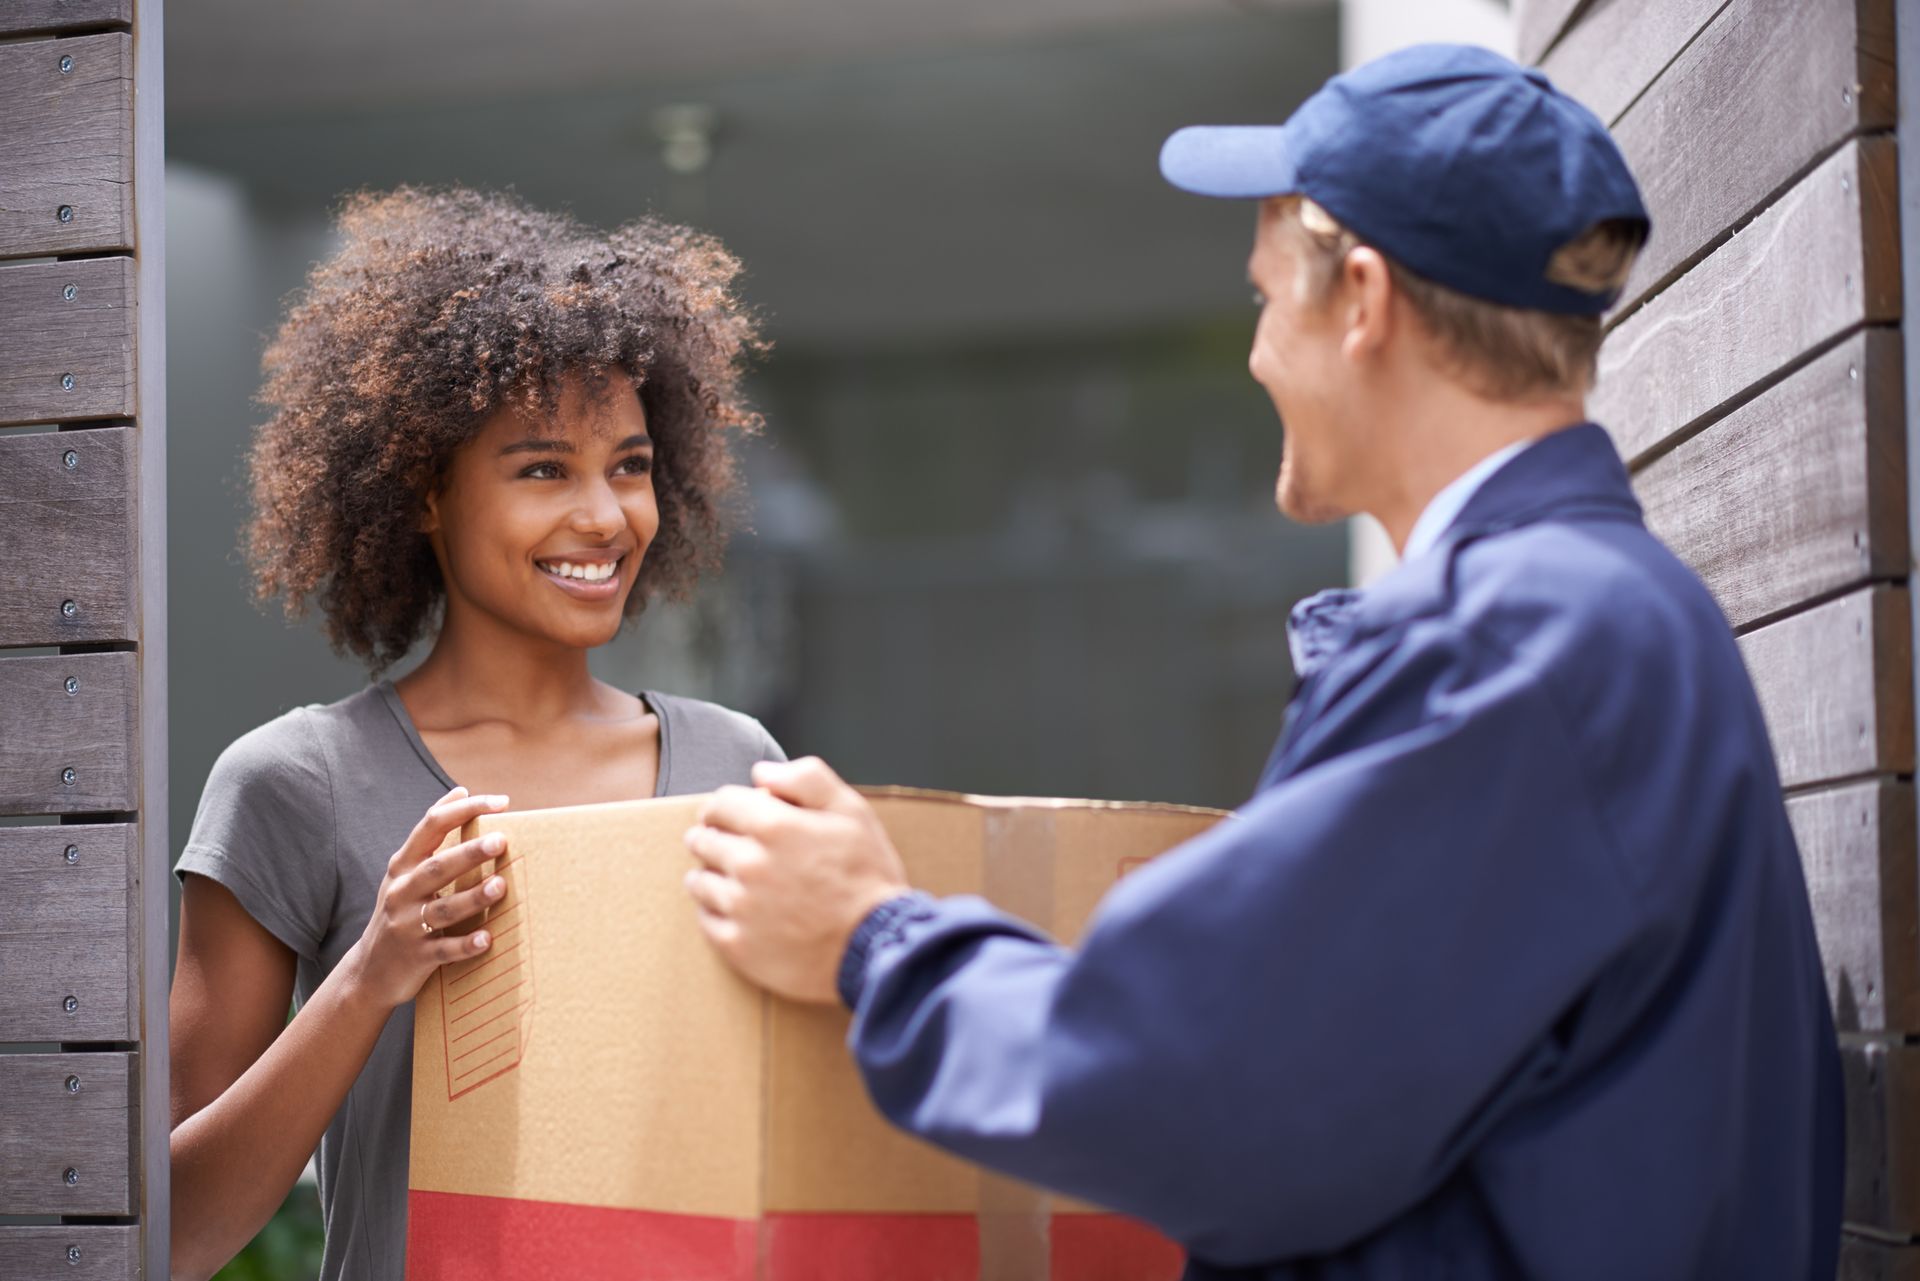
[682,44,1843,1278]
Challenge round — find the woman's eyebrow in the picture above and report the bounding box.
[616,433,653,450]
[499,437,573,456]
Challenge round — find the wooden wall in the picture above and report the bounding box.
[0,1,168,1277]
[1520,0,1909,1273]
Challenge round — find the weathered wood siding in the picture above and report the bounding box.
[1523,0,1909,1268]
[0,2,167,1277]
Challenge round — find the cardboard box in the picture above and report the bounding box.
[407,787,1225,1281]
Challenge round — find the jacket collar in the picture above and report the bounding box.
[1285,424,1642,675]
[1440,421,1640,542]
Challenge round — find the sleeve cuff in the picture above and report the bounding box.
[174,844,325,961]
[837,892,939,1009]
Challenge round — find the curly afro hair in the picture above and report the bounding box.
[244,185,765,674]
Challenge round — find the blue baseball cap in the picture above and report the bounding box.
[1159,44,1650,316]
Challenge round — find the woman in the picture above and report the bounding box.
[167,187,781,1281]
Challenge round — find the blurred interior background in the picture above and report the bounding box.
[162,0,1504,1270]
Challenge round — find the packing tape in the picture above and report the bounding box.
[978,806,1058,1281]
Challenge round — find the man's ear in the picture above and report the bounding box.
[1338,245,1396,363]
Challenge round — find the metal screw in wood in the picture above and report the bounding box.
[63,449,78,468]
[61,767,76,786]
[67,1244,81,1263]
[65,676,79,695]
[57,205,73,223]
[61,599,77,617]
[63,995,78,1013]
[63,1167,78,1185]
[62,283,77,301]
[60,373,75,391]
[64,844,79,863]
[59,54,73,73]
[65,1075,80,1093]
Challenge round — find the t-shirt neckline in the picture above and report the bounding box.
[371,680,673,800]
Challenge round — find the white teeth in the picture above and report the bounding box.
[540,559,618,583]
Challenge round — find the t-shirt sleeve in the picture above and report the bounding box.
[174,708,338,962]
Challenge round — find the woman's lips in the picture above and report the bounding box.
[536,556,624,601]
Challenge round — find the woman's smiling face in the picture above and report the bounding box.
[424,366,659,651]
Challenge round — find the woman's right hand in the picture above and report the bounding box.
[344,785,513,1011]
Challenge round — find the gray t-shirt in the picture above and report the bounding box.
[174,681,784,1281]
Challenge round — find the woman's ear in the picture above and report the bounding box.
[420,487,442,536]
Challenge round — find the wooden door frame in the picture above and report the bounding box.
[131,2,168,1276]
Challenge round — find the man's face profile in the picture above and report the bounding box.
[1246,205,1354,527]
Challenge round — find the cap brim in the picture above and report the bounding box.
[1158,125,1302,199]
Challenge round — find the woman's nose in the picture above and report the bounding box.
[571,476,625,536]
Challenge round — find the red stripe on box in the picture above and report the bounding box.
[762,1212,979,1281]
[406,1190,758,1281]
[1051,1214,1187,1281]
[408,1190,1171,1280]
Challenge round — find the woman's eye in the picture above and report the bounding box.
[521,462,563,480]
[617,454,654,476]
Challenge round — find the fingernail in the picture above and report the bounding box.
[483,833,506,853]
[489,794,510,808]
[485,877,505,898]
[472,931,490,950]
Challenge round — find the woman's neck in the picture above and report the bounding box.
[393,606,616,733]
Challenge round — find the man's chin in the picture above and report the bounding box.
[1274,472,1349,526]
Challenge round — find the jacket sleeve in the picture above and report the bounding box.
[842,626,1643,1266]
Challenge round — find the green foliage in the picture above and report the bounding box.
[212,1183,325,1281]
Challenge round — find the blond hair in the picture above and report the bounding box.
[1271,197,1642,400]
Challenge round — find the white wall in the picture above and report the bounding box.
[1341,0,1512,68]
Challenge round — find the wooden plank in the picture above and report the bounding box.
[0,1225,137,1280]
[1739,586,1913,791]
[1635,329,1907,631]
[1845,1042,1920,1235]
[0,426,136,647]
[1538,0,1725,126]
[130,0,170,1271]
[0,257,136,426]
[0,32,133,258]
[1604,0,1896,317]
[1595,137,1901,465]
[0,1,131,37]
[0,1052,133,1215]
[1791,780,1918,1034]
[1516,0,1590,65]
[1842,1232,1920,1281]
[0,652,137,815]
[0,824,136,1041]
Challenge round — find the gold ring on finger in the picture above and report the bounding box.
[420,901,437,935]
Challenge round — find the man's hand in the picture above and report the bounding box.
[684,757,912,1004]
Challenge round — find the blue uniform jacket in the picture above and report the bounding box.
[837,424,1844,1279]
